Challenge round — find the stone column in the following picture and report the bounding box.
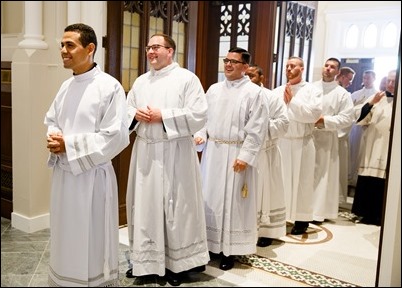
[18,1,48,49]
[67,1,81,25]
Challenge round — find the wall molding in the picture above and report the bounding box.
[11,212,49,233]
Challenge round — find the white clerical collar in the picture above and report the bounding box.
[150,62,178,76]
[73,64,100,82]
[225,75,249,88]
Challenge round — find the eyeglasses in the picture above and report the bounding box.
[223,58,246,65]
[145,44,170,53]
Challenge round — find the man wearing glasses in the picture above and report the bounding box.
[125,33,209,286]
[194,47,269,271]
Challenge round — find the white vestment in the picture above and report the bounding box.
[195,76,268,256]
[44,66,130,287]
[338,132,350,204]
[348,87,378,186]
[357,95,393,178]
[351,93,393,224]
[312,80,354,221]
[256,88,289,238]
[274,81,322,222]
[126,62,210,276]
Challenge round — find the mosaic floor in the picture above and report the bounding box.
[1,210,380,287]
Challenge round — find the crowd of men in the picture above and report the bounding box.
[44,23,396,287]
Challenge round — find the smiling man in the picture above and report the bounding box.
[125,33,209,286]
[45,23,130,287]
[194,47,268,271]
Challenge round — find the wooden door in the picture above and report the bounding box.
[195,1,278,90]
[1,61,13,219]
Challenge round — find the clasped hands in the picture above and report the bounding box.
[47,132,65,154]
[135,105,162,123]
[284,82,293,104]
[194,137,204,145]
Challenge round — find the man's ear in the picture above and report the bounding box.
[87,43,96,56]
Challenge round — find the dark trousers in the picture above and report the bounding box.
[351,175,385,225]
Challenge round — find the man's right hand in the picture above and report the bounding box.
[284,83,292,104]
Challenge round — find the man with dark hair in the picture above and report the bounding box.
[336,66,356,89]
[45,23,130,286]
[195,48,268,271]
[245,64,289,247]
[312,58,354,222]
[336,66,356,205]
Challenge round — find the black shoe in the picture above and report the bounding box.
[126,268,135,278]
[165,269,182,286]
[353,216,364,223]
[219,255,234,271]
[208,251,221,260]
[290,221,309,235]
[133,274,158,285]
[257,237,273,247]
[187,265,206,273]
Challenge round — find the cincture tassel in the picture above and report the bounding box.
[241,183,248,198]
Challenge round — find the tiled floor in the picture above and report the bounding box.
[1,205,380,287]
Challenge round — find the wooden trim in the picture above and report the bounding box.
[106,2,130,226]
[195,1,221,91]
[1,61,11,69]
[105,1,123,80]
[186,1,198,72]
[1,61,12,220]
[249,2,277,89]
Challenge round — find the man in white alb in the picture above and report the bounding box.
[245,64,289,247]
[195,48,268,270]
[45,23,130,287]
[274,56,323,235]
[312,58,354,222]
[125,33,209,286]
[348,70,378,188]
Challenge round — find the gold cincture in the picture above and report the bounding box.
[209,137,244,145]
